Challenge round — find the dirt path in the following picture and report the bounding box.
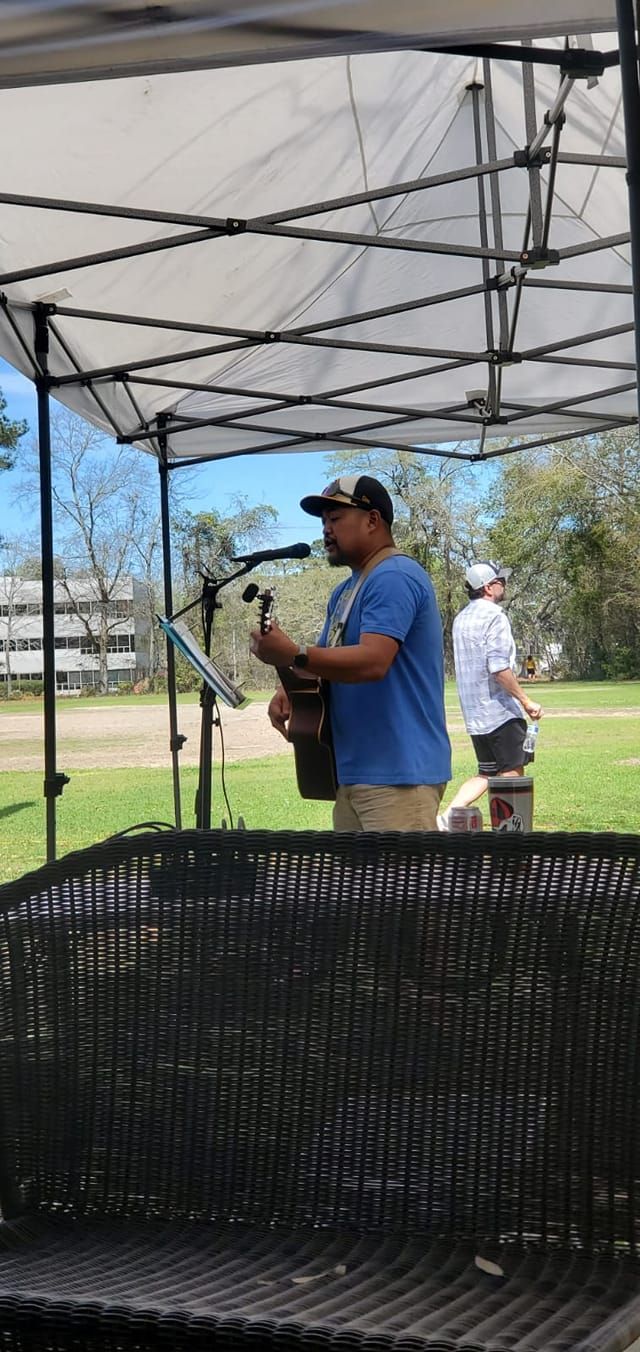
[1,702,639,772]
[0,702,292,771]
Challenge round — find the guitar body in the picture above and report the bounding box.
[257,587,337,801]
[254,548,399,803]
[277,666,337,801]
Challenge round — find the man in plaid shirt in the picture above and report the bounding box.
[438,561,543,830]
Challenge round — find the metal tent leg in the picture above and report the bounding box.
[158,429,184,828]
[34,304,69,862]
[616,0,640,427]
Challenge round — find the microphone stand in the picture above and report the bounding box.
[168,560,255,831]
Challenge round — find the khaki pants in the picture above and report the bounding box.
[333,783,446,833]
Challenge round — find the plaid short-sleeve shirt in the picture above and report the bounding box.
[452,598,522,735]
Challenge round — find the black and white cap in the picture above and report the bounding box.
[300,474,394,525]
[465,560,511,589]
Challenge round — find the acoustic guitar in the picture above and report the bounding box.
[258,589,337,802]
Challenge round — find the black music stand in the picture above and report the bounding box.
[158,617,247,706]
[159,567,251,830]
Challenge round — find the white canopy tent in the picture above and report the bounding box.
[0,3,622,86]
[0,1,637,853]
[0,28,635,459]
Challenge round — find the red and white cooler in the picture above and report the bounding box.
[487,778,534,832]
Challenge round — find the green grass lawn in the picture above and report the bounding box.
[1,681,638,885]
[491,679,640,710]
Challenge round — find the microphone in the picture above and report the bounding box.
[232,542,311,565]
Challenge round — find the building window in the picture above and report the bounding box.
[0,671,44,682]
[106,634,134,653]
[108,668,133,688]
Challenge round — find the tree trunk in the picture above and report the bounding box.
[5,614,13,698]
[147,611,157,679]
[98,606,109,695]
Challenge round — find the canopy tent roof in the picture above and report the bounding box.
[0,3,621,87]
[0,24,634,464]
[2,2,637,858]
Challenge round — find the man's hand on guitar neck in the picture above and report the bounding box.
[250,621,298,668]
[268,685,291,739]
[251,620,399,685]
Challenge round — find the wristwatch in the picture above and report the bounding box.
[292,645,309,669]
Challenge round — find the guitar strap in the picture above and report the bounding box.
[327,546,402,648]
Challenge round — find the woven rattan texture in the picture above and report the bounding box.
[0,828,638,1350]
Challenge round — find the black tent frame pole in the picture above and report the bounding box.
[157,419,184,828]
[194,583,218,833]
[34,304,69,861]
[617,0,640,430]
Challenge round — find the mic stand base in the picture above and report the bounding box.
[194,683,220,831]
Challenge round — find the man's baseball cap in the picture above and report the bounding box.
[465,560,512,589]
[300,474,394,525]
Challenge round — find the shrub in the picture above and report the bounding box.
[176,669,201,694]
[602,646,640,681]
[0,680,45,699]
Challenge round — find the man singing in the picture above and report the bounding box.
[250,475,451,832]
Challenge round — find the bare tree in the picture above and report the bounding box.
[129,498,163,686]
[18,410,160,694]
[0,535,41,696]
[0,562,21,697]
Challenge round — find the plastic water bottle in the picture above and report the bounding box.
[523,722,539,757]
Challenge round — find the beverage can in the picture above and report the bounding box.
[448,806,483,832]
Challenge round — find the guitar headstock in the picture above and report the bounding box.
[258,588,275,634]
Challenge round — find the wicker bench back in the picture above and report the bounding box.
[0,829,638,1254]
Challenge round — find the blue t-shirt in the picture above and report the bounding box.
[318,556,451,786]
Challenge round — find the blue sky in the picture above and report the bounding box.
[0,357,337,547]
[0,357,497,557]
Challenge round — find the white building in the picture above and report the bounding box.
[0,576,150,693]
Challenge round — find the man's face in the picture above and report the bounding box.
[321,506,371,566]
[486,576,506,602]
